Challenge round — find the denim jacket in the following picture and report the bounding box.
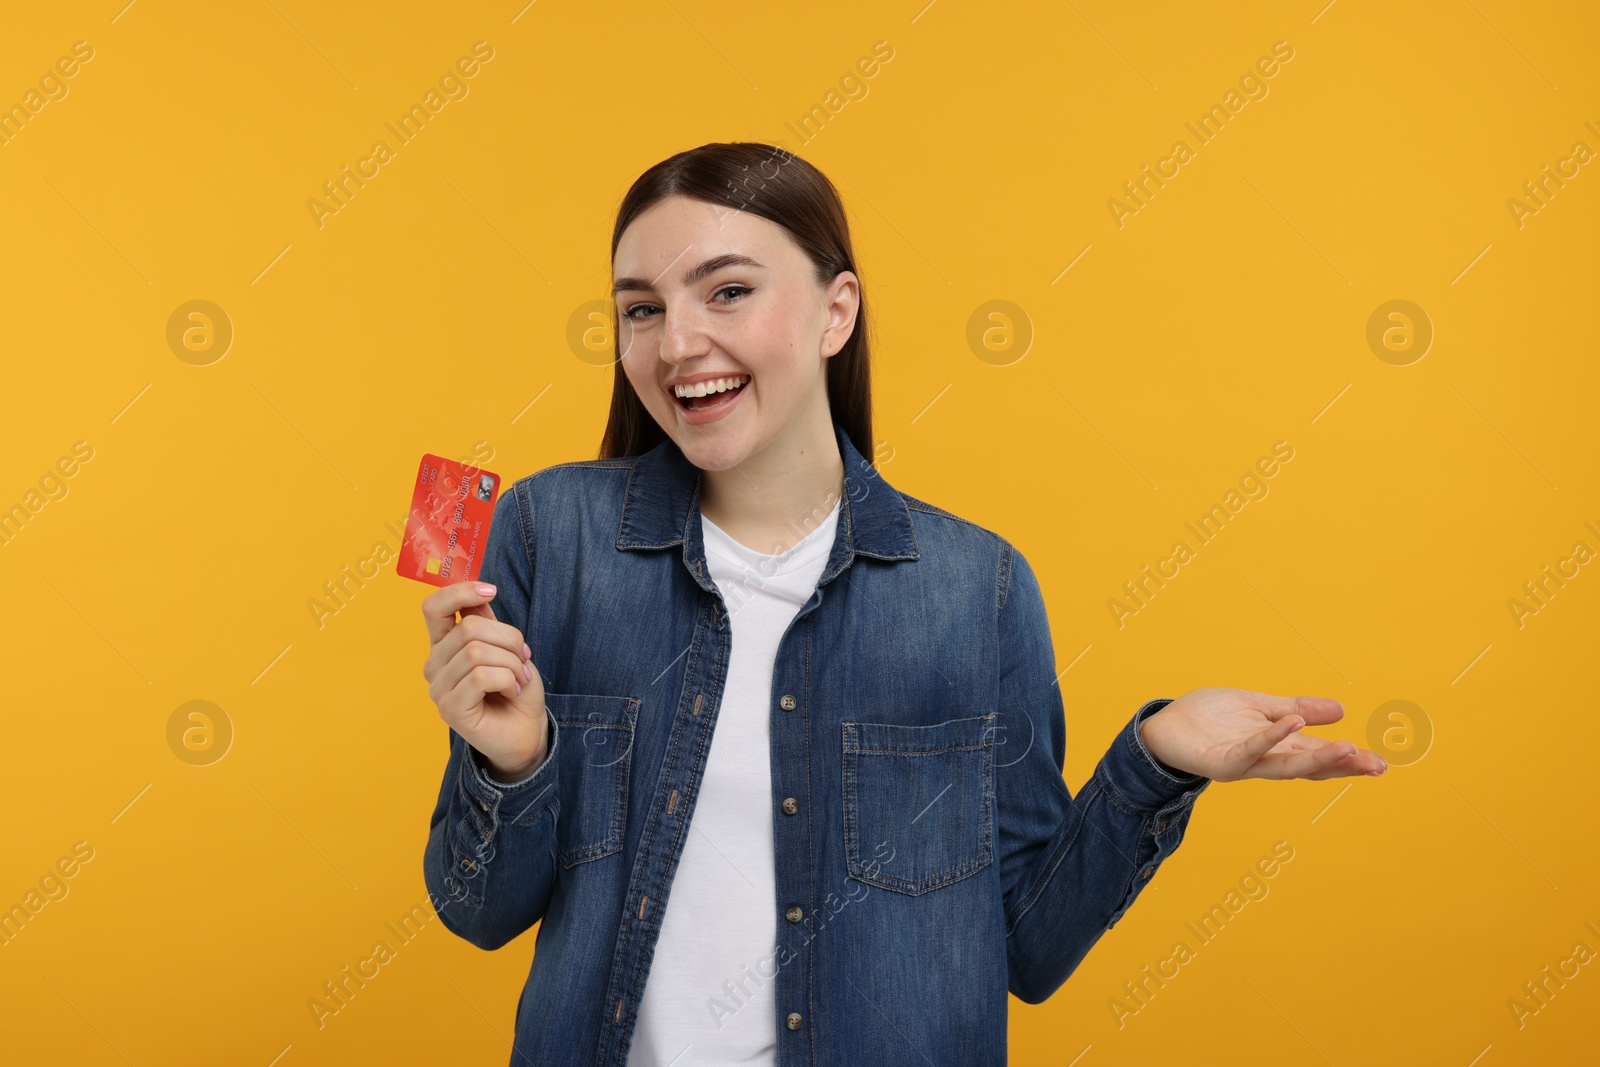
[422,419,1211,1066]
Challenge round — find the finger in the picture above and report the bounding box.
[1247,739,1362,780]
[1252,692,1345,727]
[429,611,527,671]
[438,663,524,726]
[423,615,527,688]
[422,581,500,645]
[1233,713,1306,767]
[430,640,532,706]
[1303,748,1388,780]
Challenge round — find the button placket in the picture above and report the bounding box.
[597,582,734,1062]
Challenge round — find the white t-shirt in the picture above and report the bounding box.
[626,497,841,1067]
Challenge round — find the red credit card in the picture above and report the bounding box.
[396,454,501,587]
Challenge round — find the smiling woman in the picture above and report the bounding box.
[600,145,872,480]
[416,141,1387,1067]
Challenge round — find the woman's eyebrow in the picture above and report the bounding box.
[611,253,765,295]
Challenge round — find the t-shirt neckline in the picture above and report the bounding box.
[701,498,841,574]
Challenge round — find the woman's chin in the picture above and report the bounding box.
[664,404,758,468]
[677,434,751,472]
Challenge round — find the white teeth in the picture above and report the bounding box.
[674,375,749,399]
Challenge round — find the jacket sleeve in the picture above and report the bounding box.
[422,479,563,950]
[995,541,1211,1004]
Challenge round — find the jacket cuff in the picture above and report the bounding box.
[1097,698,1211,812]
[461,709,560,810]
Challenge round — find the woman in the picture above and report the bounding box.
[420,142,1386,1067]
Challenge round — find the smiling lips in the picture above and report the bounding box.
[671,374,750,401]
[669,373,750,423]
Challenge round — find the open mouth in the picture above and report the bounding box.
[672,374,750,412]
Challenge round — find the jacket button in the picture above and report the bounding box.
[1153,818,1168,834]
[1141,865,1155,880]
[785,904,803,923]
[785,1012,802,1030]
[779,694,796,711]
[781,797,798,815]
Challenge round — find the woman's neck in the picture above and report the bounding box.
[698,409,845,556]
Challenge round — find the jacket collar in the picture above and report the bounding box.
[615,419,918,587]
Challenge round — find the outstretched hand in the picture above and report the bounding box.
[1140,687,1387,783]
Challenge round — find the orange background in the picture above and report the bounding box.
[2,1,1596,1064]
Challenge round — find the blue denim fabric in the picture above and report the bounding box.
[422,419,1211,1066]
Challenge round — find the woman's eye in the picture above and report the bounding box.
[622,286,749,321]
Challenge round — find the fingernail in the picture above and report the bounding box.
[476,583,496,596]
[523,642,531,660]
[514,681,522,696]
[524,663,534,682]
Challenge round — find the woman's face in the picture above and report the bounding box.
[612,194,858,472]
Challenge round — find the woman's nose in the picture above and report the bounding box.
[659,306,710,363]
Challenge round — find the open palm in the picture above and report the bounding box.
[1140,686,1388,783]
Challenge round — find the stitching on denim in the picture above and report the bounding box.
[843,717,996,895]
[549,699,636,868]
[502,718,562,825]
[616,452,687,550]
[680,477,716,583]
[616,458,642,550]
[825,479,857,582]
[901,497,964,522]
[900,487,921,559]
[1094,757,1145,818]
[850,854,992,896]
[902,494,988,536]
[1127,702,1207,790]
[996,538,1015,617]
[503,786,556,828]
[513,473,537,648]
[800,618,816,1063]
[471,711,560,825]
[448,834,486,909]
[837,468,918,563]
[841,724,857,887]
[458,750,500,831]
[1005,773,1098,935]
[635,600,707,876]
[638,605,724,1043]
[1110,815,1162,926]
[443,872,482,909]
[533,458,637,471]
[601,593,715,1055]
[850,742,992,755]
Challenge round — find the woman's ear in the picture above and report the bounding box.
[819,271,860,359]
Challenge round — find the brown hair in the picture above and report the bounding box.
[598,142,873,461]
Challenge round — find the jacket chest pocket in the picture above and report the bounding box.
[539,692,639,869]
[842,714,995,896]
